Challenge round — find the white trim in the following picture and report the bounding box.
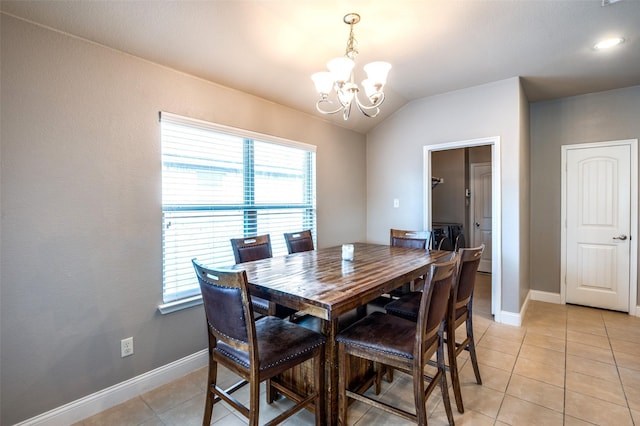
[15,350,208,426]
[158,294,203,314]
[499,289,530,327]
[530,290,562,304]
[424,136,503,323]
[499,310,522,327]
[561,139,638,315]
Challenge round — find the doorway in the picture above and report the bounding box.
[424,136,502,321]
[561,139,638,313]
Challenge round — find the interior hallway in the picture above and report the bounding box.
[75,273,640,425]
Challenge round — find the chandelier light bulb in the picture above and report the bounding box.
[311,72,334,95]
[363,61,392,86]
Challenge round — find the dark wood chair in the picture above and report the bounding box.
[230,234,296,318]
[284,230,314,254]
[384,245,485,413]
[390,228,432,249]
[389,228,432,295]
[438,233,466,252]
[445,244,484,412]
[192,260,326,426]
[336,256,458,426]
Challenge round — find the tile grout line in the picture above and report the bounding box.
[604,314,637,425]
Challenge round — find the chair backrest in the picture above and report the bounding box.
[390,228,431,250]
[230,234,273,264]
[192,259,255,354]
[415,255,457,357]
[453,244,485,313]
[284,230,314,254]
[437,233,466,251]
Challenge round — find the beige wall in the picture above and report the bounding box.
[0,15,366,424]
[530,85,640,305]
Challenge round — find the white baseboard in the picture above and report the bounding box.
[529,290,562,304]
[498,289,533,327]
[15,349,208,426]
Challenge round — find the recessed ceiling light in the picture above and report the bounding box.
[594,37,625,50]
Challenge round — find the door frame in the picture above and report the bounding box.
[561,139,638,315]
[424,136,502,322]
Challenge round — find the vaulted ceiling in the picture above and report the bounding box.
[3,0,640,134]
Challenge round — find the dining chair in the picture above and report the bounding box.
[283,229,314,254]
[336,256,458,426]
[230,234,296,318]
[389,228,432,295]
[384,245,485,413]
[192,260,326,426]
[437,233,466,252]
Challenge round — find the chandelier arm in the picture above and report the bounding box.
[353,92,386,118]
[316,98,346,115]
[343,101,352,120]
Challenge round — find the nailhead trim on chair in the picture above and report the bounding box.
[217,342,325,371]
[208,322,247,346]
[336,340,414,360]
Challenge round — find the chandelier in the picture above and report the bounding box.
[311,13,391,120]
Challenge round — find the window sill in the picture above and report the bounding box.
[158,295,203,315]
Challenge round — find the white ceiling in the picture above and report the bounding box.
[3,0,640,134]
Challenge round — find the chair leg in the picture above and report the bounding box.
[447,322,464,413]
[438,333,455,426]
[266,378,276,403]
[249,378,260,426]
[466,315,482,385]
[413,363,428,426]
[203,358,217,426]
[338,343,349,426]
[374,362,383,395]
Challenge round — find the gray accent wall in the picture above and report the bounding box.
[366,78,530,315]
[0,15,367,424]
[530,85,640,302]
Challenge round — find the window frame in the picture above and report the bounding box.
[157,112,317,314]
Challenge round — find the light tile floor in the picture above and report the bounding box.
[75,274,640,425]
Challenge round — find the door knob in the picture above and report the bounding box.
[475,222,480,228]
[613,234,628,241]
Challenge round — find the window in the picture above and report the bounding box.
[159,112,316,306]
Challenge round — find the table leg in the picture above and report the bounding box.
[321,317,340,425]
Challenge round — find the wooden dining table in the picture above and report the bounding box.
[227,242,451,425]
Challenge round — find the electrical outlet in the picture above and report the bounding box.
[393,198,399,208]
[121,337,134,357]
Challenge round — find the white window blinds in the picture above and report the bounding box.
[160,112,317,303]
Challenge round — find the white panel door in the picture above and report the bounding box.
[471,163,492,273]
[565,144,630,311]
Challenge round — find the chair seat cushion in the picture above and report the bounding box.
[337,311,435,360]
[216,316,326,372]
[384,292,421,321]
